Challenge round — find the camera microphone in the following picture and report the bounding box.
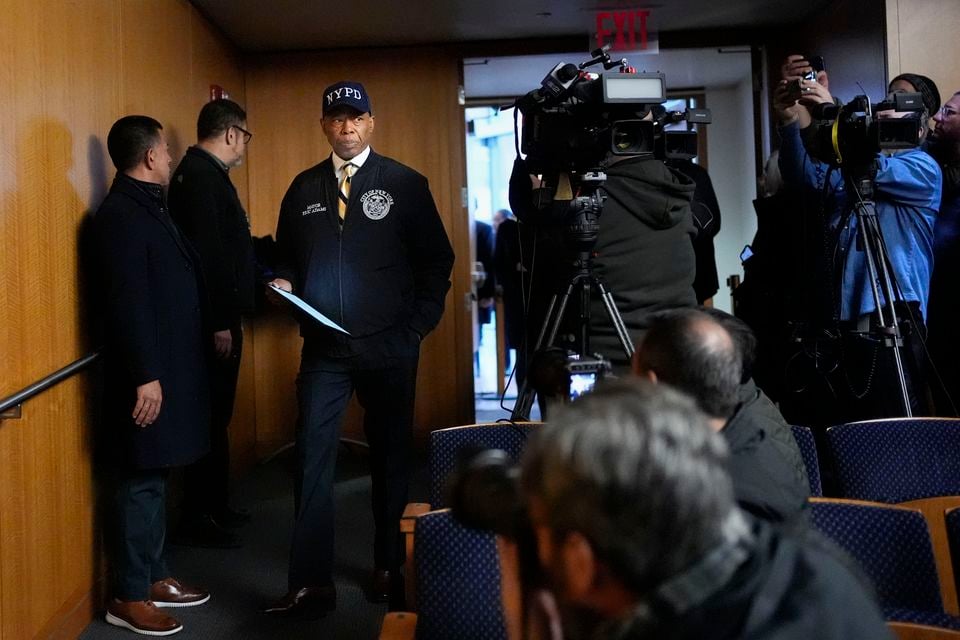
[540,63,581,100]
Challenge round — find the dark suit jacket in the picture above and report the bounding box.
[93,174,211,469]
[168,146,256,331]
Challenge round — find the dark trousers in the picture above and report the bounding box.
[288,344,419,589]
[183,325,242,517]
[110,468,171,601]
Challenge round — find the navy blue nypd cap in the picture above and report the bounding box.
[322,81,372,116]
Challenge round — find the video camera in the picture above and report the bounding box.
[517,46,712,175]
[804,92,926,169]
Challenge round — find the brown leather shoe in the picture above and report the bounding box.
[261,586,336,619]
[368,569,392,603]
[105,599,183,636]
[150,577,210,608]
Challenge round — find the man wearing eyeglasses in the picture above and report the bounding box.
[168,98,257,548]
[265,80,454,616]
[923,92,960,415]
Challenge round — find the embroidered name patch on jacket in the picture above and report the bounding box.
[302,202,327,216]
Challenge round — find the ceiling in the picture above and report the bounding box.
[191,0,829,53]
[464,47,753,98]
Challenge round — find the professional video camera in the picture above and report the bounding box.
[446,447,540,585]
[517,47,711,176]
[803,92,926,169]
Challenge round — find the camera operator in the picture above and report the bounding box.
[773,55,942,422]
[509,137,698,372]
[516,379,890,639]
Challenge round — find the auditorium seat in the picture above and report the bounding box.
[790,424,823,496]
[809,498,960,634]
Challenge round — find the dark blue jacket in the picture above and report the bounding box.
[274,150,454,358]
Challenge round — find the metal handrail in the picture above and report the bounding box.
[0,350,101,418]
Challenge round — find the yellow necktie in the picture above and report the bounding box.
[339,163,356,222]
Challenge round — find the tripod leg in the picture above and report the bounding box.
[594,280,635,360]
[511,289,576,421]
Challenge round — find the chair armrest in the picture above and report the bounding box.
[402,502,431,611]
[889,621,960,639]
[402,503,430,532]
[380,612,417,640]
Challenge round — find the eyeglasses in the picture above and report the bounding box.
[232,125,253,143]
[938,106,959,118]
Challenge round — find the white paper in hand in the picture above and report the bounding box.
[268,283,350,335]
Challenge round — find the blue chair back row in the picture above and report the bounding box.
[809,498,960,631]
[428,422,540,508]
[824,418,960,504]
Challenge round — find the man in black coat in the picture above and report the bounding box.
[633,308,809,525]
[93,116,212,636]
[265,81,454,615]
[168,99,256,547]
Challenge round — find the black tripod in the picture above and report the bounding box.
[845,169,912,417]
[511,248,634,421]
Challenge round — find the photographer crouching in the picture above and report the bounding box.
[485,379,891,639]
[774,55,942,424]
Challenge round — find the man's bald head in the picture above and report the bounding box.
[633,309,743,419]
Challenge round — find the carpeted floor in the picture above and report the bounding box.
[77,394,532,640]
[79,443,423,640]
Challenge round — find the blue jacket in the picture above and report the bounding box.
[779,122,941,321]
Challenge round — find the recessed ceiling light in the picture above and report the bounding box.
[536,11,552,17]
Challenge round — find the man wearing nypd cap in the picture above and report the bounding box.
[265,80,454,616]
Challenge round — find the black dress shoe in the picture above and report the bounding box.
[212,506,251,529]
[170,515,242,549]
[261,587,336,619]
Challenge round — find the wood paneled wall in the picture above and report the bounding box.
[0,1,250,636]
[887,0,960,102]
[244,50,474,452]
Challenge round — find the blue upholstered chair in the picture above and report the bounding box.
[808,498,960,632]
[824,418,960,503]
[428,422,541,508]
[403,422,541,611]
[945,509,960,599]
[412,509,508,640]
[790,424,823,497]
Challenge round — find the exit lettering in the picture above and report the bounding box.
[595,10,651,52]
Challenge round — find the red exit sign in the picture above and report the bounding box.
[595,10,657,53]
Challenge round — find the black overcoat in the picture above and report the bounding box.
[93,174,211,469]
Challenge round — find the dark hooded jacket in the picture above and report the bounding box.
[590,156,698,365]
[593,518,892,640]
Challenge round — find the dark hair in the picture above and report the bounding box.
[107,115,163,172]
[521,378,737,594]
[197,99,247,141]
[636,308,742,418]
[699,307,757,383]
[889,73,941,120]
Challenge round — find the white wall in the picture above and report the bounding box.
[705,77,756,312]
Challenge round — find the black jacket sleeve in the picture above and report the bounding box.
[273,185,301,291]
[404,175,454,338]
